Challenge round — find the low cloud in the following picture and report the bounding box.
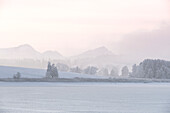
[116,23,170,62]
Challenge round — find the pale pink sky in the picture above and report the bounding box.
[0,0,170,56]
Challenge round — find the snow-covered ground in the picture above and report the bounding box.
[0,66,107,79]
[0,82,170,113]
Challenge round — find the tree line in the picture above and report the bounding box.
[130,59,170,79]
[47,59,170,79]
[47,62,129,78]
[13,59,170,79]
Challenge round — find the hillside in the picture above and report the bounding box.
[0,66,107,79]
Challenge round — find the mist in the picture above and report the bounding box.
[0,0,170,56]
[113,23,170,63]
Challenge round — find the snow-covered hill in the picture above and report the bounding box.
[0,66,107,79]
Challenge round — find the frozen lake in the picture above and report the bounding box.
[0,82,170,113]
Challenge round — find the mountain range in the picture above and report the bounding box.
[0,44,63,60]
[0,44,129,69]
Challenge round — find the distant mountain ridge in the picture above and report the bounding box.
[0,44,127,69]
[0,44,116,60]
[42,51,64,60]
[70,46,121,68]
[74,46,114,59]
[0,44,64,60]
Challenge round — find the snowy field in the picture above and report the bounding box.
[0,66,107,79]
[0,82,170,113]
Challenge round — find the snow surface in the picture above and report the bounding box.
[0,83,170,113]
[0,66,108,79]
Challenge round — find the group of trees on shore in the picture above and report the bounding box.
[130,59,170,79]
[48,59,170,79]
[12,59,170,79]
[57,63,121,76]
[46,62,59,78]
[50,62,129,77]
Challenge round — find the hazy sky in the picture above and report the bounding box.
[0,0,170,56]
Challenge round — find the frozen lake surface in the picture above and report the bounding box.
[0,82,170,113]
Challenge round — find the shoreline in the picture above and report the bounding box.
[0,78,170,83]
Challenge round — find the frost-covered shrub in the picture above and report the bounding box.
[83,66,98,75]
[13,72,21,79]
[97,68,109,76]
[121,66,129,77]
[70,66,82,73]
[56,63,69,72]
[110,67,119,76]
